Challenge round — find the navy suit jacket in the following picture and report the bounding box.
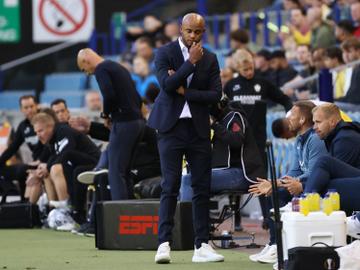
[148,40,222,138]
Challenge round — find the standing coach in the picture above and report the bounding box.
[148,13,224,264]
[77,48,145,200]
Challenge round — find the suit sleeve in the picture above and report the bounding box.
[184,55,222,104]
[0,125,24,166]
[266,80,293,111]
[155,47,195,94]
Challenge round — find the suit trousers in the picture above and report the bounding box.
[107,119,145,200]
[157,118,211,248]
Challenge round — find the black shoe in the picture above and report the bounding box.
[72,222,95,237]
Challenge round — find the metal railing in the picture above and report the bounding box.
[90,4,349,55]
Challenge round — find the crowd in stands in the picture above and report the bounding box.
[1,0,360,267]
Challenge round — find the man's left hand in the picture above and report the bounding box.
[176,86,185,95]
[281,176,303,196]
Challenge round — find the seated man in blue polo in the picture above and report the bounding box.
[248,101,328,267]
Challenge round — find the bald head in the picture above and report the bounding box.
[77,48,104,75]
[182,13,205,27]
[180,13,205,47]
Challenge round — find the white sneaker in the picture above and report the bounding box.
[192,243,224,263]
[257,244,277,264]
[347,215,360,239]
[77,169,108,185]
[249,244,271,262]
[270,203,292,214]
[155,242,171,264]
[57,222,76,232]
[49,200,68,209]
[273,261,278,270]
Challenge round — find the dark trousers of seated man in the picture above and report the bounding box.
[0,164,29,202]
[60,150,99,224]
[107,119,145,200]
[267,155,360,245]
[305,155,360,215]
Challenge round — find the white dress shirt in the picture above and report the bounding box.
[178,37,193,119]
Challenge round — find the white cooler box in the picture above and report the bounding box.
[281,211,347,260]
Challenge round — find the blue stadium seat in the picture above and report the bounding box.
[0,90,35,110]
[214,48,230,69]
[271,139,295,178]
[40,91,84,108]
[44,72,87,91]
[132,74,159,97]
[89,76,100,91]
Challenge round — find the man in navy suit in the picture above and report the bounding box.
[148,13,224,264]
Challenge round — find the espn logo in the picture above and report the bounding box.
[119,215,159,235]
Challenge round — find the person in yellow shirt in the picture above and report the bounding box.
[323,47,346,99]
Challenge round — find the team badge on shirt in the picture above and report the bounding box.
[254,84,261,93]
[232,84,241,91]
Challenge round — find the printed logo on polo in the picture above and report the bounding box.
[119,215,159,235]
[55,138,69,154]
[24,127,31,134]
[254,84,261,93]
[25,135,39,145]
[233,95,261,104]
[232,84,241,91]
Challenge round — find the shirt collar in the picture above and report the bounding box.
[297,127,313,145]
[178,37,188,53]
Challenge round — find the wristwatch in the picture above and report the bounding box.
[100,112,109,119]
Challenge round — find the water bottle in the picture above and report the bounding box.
[299,195,309,216]
[310,191,321,211]
[291,196,300,212]
[323,195,333,216]
[327,189,340,211]
[221,230,230,248]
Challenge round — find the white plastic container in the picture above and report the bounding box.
[281,211,347,260]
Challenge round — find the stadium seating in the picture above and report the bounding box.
[89,76,100,91]
[40,91,84,108]
[0,90,35,110]
[44,72,87,92]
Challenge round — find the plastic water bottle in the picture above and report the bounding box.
[299,195,309,216]
[327,189,340,211]
[309,192,321,211]
[323,195,333,215]
[221,230,230,248]
[291,196,300,212]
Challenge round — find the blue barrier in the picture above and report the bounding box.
[90,6,351,56]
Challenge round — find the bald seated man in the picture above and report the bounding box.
[148,13,224,264]
[77,48,145,200]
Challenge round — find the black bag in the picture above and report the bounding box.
[0,202,41,228]
[286,243,340,270]
[133,176,162,199]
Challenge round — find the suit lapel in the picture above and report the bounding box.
[171,41,184,70]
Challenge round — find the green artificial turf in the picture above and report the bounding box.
[0,229,272,270]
